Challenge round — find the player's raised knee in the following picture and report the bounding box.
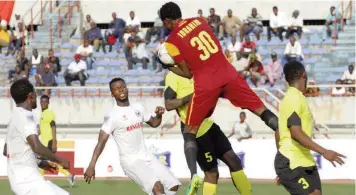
[204,168,219,184]
[152,181,165,194]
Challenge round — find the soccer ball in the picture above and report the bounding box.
[157,42,175,66]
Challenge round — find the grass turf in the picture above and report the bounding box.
[0,179,353,195]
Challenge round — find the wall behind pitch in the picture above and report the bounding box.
[80,0,342,23]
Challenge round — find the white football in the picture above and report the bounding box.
[158,42,175,65]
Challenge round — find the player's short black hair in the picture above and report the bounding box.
[40,94,50,100]
[240,111,246,116]
[159,2,182,21]
[284,61,305,84]
[109,77,125,91]
[273,6,278,10]
[10,79,34,104]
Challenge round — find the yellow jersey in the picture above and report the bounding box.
[39,109,55,146]
[278,87,315,169]
[165,71,213,138]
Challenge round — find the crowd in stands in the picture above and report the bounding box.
[0,5,354,97]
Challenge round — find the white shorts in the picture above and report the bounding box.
[122,155,181,195]
[8,166,69,195]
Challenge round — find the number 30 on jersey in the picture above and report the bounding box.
[190,31,219,61]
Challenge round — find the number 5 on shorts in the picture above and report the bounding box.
[298,177,310,189]
[205,152,213,162]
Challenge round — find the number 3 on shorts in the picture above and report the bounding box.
[298,177,310,189]
[205,152,213,162]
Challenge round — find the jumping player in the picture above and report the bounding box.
[39,95,75,187]
[159,2,279,194]
[3,79,70,195]
[275,61,345,195]
[84,78,181,195]
[164,71,251,195]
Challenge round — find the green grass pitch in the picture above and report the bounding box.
[0,179,354,195]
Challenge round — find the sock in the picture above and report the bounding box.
[57,165,71,177]
[39,168,45,176]
[183,133,198,178]
[203,182,217,195]
[231,170,252,195]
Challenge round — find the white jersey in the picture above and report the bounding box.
[101,103,153,161]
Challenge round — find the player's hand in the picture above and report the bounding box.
[322,150,346,167]
[52,140,57,153]
[155,106,165,116]
[276,177,281,185]
[58,157,70,170]
[84,166,96,184]
[39,160,57,173]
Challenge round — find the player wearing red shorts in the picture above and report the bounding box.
[159,2,279,195]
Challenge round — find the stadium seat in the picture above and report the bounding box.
[61,43,73,49]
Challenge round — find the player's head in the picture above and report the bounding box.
[348,64,354,74]
[273,6,278,15]
[159,2,182,31]
[109,77,129,102]
[284,61,307,92]
[40,95,50,110]
[10,79,37,109]
[239,111,246,122]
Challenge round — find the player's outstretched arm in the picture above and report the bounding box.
[146,106,165,128]
[85,130,109,184]
[27,135,69,169]
[290,125,346,167]
[176,61,193,79]
[164,88,192,111]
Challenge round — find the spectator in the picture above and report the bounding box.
[145,10,164,43]
[341,64,355,93]
[207,8,221,37]
[6,22,26,56]
[264,52,282,87]
[46,49,61,76]
[16,50,29,71]
[64,54,88,86]
[242,8,263,41]
[126,11,141,29]
[305,80,320,97]
[244,60,264,87]
[0,15,8,54]
[282,36,303,65]
[331,79,346,96]
[227,36,241,54]
[83,14,94,33]
[76,39,94,70]
[268,6,287,41]
[104,29,118,52]
[35,64,57,95]
[286,10,303,39]
[240,35,256,58]
[197,9,208,21]
[151,38,164,72]
[225,49,233,63]
[10,14,23,30]
[228,112,252,142]
[109,12,126,43]
[86,21,105,53]
[247,48,262,63]
[323,6,342,40]
[232,52,249,73]
[125,29,148,69]
[10,65,28,83]
[221,9,242,39]
[30,49,44,75]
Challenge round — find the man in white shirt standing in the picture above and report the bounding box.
[126,11,141,29]
[3,79,70,195]
[84,78,181,195]
[64,54,88,86]
[282,36,303,65]
[268,6,287,41]
[76,39,94,70]
[286,10,303,39]
[228,112,252,142]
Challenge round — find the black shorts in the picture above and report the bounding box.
[196,123,232,172]
[275,151,321,195]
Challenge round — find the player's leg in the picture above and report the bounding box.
[184,88,221,195]
[275,152,321,195]
[123,159,164,195]
[196,128,220,195]
[222,75,278,132]
[211,123,252,195]
[149,154,181,195]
